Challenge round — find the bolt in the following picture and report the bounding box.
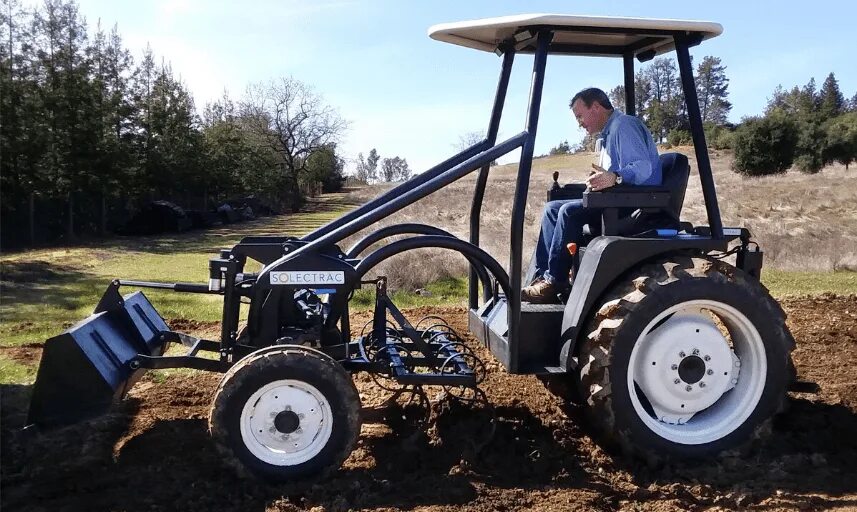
[732,378,738,385]
[692,348,700,355]
[704,355,711,361]
[735,361,741,367]
[674,378,681,384]
[707,369,714,375]
[685,385,693,392]
[671,364,678,371]
[699,382,706,388]
[679,351,686,358]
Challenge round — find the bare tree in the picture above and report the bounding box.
[454,130,496,165]
[242,77,347,207]
[454,130,486,152]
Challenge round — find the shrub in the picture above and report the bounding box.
[732,112,799,176]
[549,140,572,155]
[794,121,829,174]
[704,123,735,150]
[667,129,692,147]
[825,112,857,170]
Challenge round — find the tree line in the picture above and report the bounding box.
[732,73,857,175]
[550,55,734,155]
[546,54,857,177]
[353,148,413,184]
[0,0,347,248]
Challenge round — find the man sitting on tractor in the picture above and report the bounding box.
[522,87,662,303]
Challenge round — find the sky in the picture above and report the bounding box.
[38,0,857,173]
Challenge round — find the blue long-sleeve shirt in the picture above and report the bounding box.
[597,110,662,186]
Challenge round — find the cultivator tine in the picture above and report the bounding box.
[357,277,486,395]
[414,315,451,332]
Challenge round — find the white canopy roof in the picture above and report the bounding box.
[428,14,723,57]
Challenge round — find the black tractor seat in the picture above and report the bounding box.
[581,152,690,238]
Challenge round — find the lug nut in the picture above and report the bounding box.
[685,385,693,392]
[704,355,711,361]
[671,364,678,370]
[699,382,706,388]
[674,378,681,384]
[735,361,741,367]
[707,369,714,375]
[692,348,700,355]
[679,351,686,358]
[732,378,738,385]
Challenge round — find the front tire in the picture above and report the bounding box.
[209,346,361,481]
[577,257,794,459]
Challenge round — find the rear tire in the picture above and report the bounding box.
[209,346,361,481]
[577,256,794,460]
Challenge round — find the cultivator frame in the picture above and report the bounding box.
[29,15,798,482]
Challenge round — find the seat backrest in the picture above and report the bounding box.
[582,152,691,239]
[659,152,690,221]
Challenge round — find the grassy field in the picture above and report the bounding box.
[2,152,856,384]
[0,193,358,352]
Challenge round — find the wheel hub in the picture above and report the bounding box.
[633,310,740,425]
[678,355,706,384]
[240,379,332,465]
[274,410,301,434]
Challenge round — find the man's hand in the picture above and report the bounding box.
[586,164,618,191]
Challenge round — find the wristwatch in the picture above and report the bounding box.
[613,172,623,185]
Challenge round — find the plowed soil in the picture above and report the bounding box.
[2,295,856,512]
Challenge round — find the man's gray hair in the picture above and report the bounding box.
[570,87,613,110]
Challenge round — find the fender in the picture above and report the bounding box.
[559,235,728,371]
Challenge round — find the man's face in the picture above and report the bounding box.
[571,99,605,135]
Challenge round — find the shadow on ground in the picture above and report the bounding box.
[3,381,857,511]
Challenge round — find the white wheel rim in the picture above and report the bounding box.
[627,299,767,445]
[240,379,333,466]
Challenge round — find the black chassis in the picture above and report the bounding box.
[113,27,763,380]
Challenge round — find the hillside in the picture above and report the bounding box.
[345,148,857,290]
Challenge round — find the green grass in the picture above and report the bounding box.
[762,269,857,297]
[0,356,36,383]
[0,194,356,349]
[350,276,469,310]
[346,270,857,309]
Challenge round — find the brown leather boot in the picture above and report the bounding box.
[521,279,559,304]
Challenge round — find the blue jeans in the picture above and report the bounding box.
[535,200,600,286]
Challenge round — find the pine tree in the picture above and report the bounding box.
[695,56,732,124]
[633,69,652,122]
[797,78,818,118]
[366,148,380,182]
[608,84,625,113]
[643,58,683,140]
[818,72,845,120]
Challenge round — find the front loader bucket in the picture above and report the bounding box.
[28,286,170,427]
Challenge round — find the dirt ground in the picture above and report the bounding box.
[2,295,856,512]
